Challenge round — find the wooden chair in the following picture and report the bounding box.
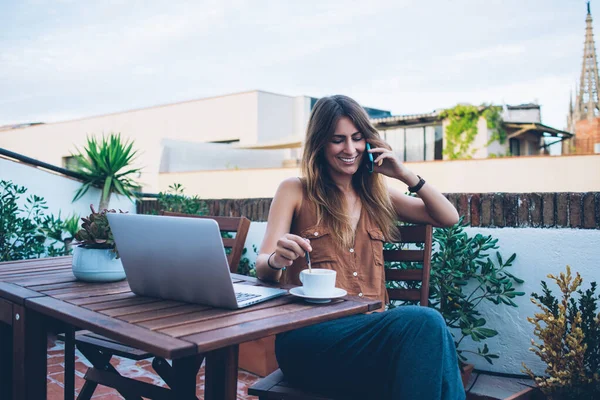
[160,211,251,274]
[63,214,251,400]
[248,224,433,400]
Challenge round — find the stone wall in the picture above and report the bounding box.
[137,192,600,229]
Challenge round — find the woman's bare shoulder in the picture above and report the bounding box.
[274,177,304,213]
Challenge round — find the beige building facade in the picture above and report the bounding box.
[0,91,319,191]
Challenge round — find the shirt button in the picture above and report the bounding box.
[349,248,354,253]
[353,272,358,277]
[313,232,319,236]
[358,293,363,297]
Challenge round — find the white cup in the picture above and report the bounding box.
[299,269,337,297]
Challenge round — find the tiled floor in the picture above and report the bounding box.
[46,334,261,400]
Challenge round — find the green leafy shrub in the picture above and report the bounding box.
[40,212,80,257]
[156,183,209,215]
[523,266,600,400]
[387,217,524,366]
[237,245,258,277]
[1,180,75,260]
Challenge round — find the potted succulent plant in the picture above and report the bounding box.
[72,205,126,282]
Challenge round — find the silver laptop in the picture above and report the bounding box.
[106,213,287,309]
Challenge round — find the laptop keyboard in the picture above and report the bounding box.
[236,292,261,303]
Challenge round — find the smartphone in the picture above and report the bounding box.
[365,142,374,173]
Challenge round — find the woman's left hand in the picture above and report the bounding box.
[367,145,410,182]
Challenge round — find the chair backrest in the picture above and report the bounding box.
[159,211,251,273]
[383,224,433,307]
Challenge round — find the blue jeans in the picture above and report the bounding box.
[275,306,466,400]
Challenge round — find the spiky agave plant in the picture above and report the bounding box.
[72,133,142,210]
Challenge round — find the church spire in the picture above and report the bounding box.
[575,1,600,120]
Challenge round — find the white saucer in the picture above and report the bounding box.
[288,287,348,303]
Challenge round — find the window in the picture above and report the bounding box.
[509,138,520,156]
[378,125,443,162]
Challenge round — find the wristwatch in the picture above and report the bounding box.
[408,175,426,193]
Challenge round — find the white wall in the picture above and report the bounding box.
[257,92,295,143]
[240,222,600,376]
[460,227,600,375]
[1,157,137,220]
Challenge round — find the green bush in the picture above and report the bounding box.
[387,217,524,366]
[155,183,209,215]
[1,180,76,261]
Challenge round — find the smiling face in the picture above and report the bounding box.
[323,116,366,178]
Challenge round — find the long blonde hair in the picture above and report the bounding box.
[301,95,399,248]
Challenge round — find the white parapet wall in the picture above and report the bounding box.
[159,154,600,199]
[241,221,600,376]
[1,157,137,219]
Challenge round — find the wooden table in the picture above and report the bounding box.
[0,256,381,400]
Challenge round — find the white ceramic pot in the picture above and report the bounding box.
[72,246,126,282]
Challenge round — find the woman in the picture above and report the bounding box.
[256,95,465,400]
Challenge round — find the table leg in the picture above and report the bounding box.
[64,328,75,400]
[13,304,48,400]
[204,345,239,400]
[0,322,12,399]
[171,355,203,399]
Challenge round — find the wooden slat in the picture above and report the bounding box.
[222,238,236,248]
[102,300,183,317]
[76,333,152,359]
[247,368,285,394]
[383,250,425,262]
[248,369,334,400]
[26,296,197,359]
[4,272,76,286]
[182,298,379,353]
[43,281,130,298]
[160,212,244,231]
[28,281,90,291]
[0,256,71,270]
[2,270,74,282]
[385,269,423,282]
[55,286,132,301]
[387,288,421,301]
[0,265,71,277]
[119,304,211,324]
[69,292,137,306]
[85,297,159,312]
[142,296,296,331]
[397,225,427,243]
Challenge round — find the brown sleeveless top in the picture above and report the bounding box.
[281,179,388,311]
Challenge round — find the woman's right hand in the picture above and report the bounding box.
[270,234,312,269]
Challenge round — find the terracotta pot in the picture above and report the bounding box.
[461,363,475,389]
[239,335,278,377]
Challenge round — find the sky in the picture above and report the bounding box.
[0,0,588,132]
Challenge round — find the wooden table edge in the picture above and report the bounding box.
[183,298,381,353]
[25,296,198,359]
[0,282,46,305]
